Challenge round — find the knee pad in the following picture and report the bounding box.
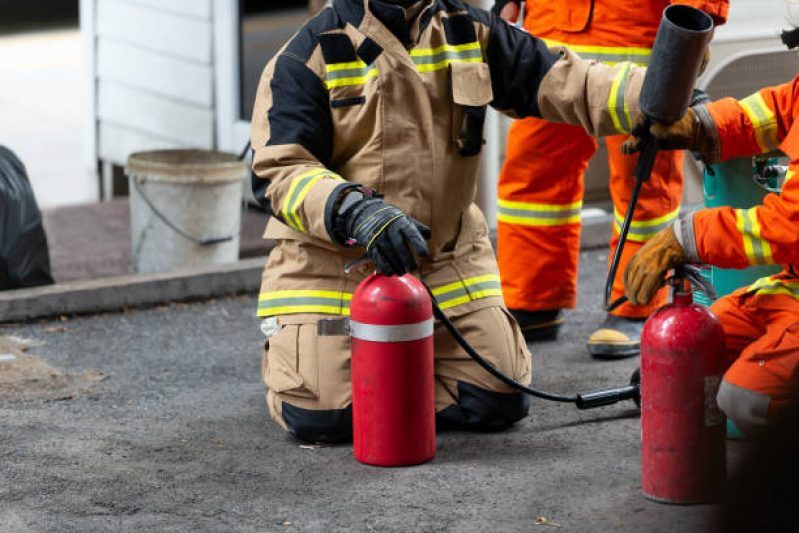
[281,402,353,443]
[437,382,530,431]
[717,379,770,438]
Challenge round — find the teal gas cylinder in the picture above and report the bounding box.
[693,155,786,307]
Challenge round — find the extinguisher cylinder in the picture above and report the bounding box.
[641,290,727,503]
[350,274,436,467]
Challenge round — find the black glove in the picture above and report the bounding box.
[336,192,430,277]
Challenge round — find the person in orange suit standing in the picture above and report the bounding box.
[623,1,799,434]
[492,0,728,358]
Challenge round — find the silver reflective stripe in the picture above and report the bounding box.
[350,319,434,342]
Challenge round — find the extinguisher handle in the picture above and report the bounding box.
[669,264,718,300]
[575,385,640,410]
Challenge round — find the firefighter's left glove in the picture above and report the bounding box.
[337,192,431,277]
[623,226,686,306]
[622,108,708,155]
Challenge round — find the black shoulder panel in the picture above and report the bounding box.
[443,14,477,45]
[318,33,358,64]
[463,3,492,26]
[284,6,343,62]
[356,37,383,65]
[486,18,560,118]
[266,55,333,166]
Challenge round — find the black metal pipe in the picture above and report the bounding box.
[639,4,714,123]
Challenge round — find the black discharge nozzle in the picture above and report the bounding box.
[577,368,641,410]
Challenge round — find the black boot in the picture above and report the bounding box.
[509,309,564,342]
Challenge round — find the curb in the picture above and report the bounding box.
[0,257,266,323]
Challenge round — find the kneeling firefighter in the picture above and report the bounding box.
[622,0,799,437]
[252,0,648,443]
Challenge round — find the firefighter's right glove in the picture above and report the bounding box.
[491,0,520,22]
[623,226,687,306]
[337,193,431,277]
[621,108,710,155]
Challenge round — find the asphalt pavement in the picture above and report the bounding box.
[0,249,746,532]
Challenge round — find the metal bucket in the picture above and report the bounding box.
[125,150,247,274]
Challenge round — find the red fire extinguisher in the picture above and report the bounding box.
[350,273,436,466]
[640,267,727,503]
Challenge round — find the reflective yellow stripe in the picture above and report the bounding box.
[257,290,353,317]
[786,169,796,184]
[258,276,502,317]
[497,199,583,226]
[542,39,651,66]
[409,42,482,56]
[432,274,503,310]
[612,205,680,242]
[326,60,371,73]
[608,62,633,134]
[325,67,378,89]
[411,41,483,73]
[735,207,774,266]
[415,57,482,72]
[748,276,799,298]
[738,93,779,153]
[282,169,343,233]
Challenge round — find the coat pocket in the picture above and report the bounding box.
[264,323,319,399]
[451,62,493,157]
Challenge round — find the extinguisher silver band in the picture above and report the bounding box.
[350,319,434,342]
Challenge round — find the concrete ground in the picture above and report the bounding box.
[0,249,745,532]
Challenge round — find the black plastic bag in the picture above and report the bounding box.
[0,146,54,290]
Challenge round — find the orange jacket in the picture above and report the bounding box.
[524,0,728,62]
[683,76,799,279]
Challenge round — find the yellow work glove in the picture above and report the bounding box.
[621,108,710,156]
[623,226,687,306]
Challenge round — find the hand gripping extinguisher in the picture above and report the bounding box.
[641,265,727,503]
[350,274,436,466]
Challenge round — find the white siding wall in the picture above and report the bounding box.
[93,0,215,166]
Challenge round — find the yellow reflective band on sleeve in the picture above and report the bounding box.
[541,39,651,66]
[612,205,680,243]
[735,207,774,266]
[738,93,780,154]
[608,62,633,134]
[432,274,503,310]
[497,199,583,226]
[411,42,483,73]
[282,169,344,233]
[257,290,353,317]
[748,276,799,298]
[786,169,796,184]
[325,61,378,89]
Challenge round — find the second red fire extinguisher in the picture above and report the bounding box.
[640,267,727,503]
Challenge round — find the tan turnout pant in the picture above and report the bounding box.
[262,304,532,441]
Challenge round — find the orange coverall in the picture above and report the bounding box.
[497,0,728,318]
[682,76,799,432]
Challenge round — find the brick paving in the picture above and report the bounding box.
[41,200,273,283]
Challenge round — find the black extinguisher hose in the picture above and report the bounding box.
[422,284,641,410]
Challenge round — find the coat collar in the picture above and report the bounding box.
[333,0,438,47]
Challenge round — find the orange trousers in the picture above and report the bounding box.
[712,290,799,423]
[497,118,684,318]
